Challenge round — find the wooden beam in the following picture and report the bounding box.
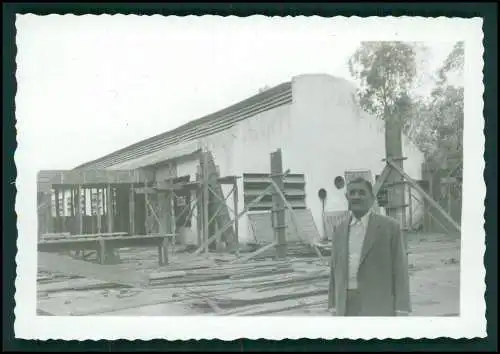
[271,149,286,259]
[202,153,210,254]
[77,185,83,235]
[384,115,406,224]
[386,159,461,233]
[233,181,239,251]
[144,181,148,234]
[196,169,202,247]
[229,242,278,264]
[129,185,135,235]
[99,239,106,265]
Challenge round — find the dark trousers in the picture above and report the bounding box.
[346,289,362,316]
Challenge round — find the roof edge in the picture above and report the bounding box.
[75,80,292,170]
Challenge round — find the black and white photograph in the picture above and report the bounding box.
[14,15,485,340]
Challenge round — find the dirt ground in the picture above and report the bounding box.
[37,232,460,316]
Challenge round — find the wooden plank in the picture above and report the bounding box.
[69,288,190,316]
[38,252,149,288]
[220,296,327,316]
[37,278,125,293]
[229,242,277,264]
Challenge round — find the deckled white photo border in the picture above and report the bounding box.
[14,15,486,340]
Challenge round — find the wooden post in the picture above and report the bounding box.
[99,239,106,265]
[129,184,135,235]
[233,180,239,251]
[202,153,210,255]
[158,190,168,236]
[170,189,177,256]
[61,189,67,233]
[196,169,202,247]
[384,115,406,226]
[158,243,164,266]
[169,189,176,235]
[215,221,223,252]
[271,149,287,259]
[106,185,114,233]
[54,188,60,233]
[144,180,148,234]
[408,184,413,230]
[160,188,174,264]
[96,189,102,234]
[77,185,83,235]
[447,181,453,215]
[47,190,54,234]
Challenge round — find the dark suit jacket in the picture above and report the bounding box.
[328,212,411,316]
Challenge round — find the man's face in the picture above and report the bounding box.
[345,181,374,214]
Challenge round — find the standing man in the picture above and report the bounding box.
[328,177,411,316]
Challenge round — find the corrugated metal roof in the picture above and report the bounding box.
[107,140,202,170]
[76,81,293,170]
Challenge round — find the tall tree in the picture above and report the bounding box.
[348,41,419,223]
[437,41,464,85]
[404,42,464,162]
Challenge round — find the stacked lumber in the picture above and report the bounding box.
[37,248,331,317]
[38,252,149,288]
[242,242,331,260]
[147,257,330,316]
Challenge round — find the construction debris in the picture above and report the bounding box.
[37,242,331,316]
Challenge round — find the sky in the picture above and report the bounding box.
[16,16,458,171]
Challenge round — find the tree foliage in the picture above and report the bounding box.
[437,41,464,84]
[348,41,464,165]
[406,42,464,162]
[348,41,418,126]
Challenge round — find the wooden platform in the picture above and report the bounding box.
[38,233,177,265]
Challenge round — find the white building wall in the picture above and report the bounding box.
[285,74,424,238]
[197,104,294,244]
[154,74,425,244]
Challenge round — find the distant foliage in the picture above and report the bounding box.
[406,42,464,163]
[348,41,464,166]
[437,42,464,84]
[348,41,418,126]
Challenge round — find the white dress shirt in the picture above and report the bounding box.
[348,210,371,290]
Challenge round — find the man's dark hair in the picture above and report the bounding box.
[347,177,374,196]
